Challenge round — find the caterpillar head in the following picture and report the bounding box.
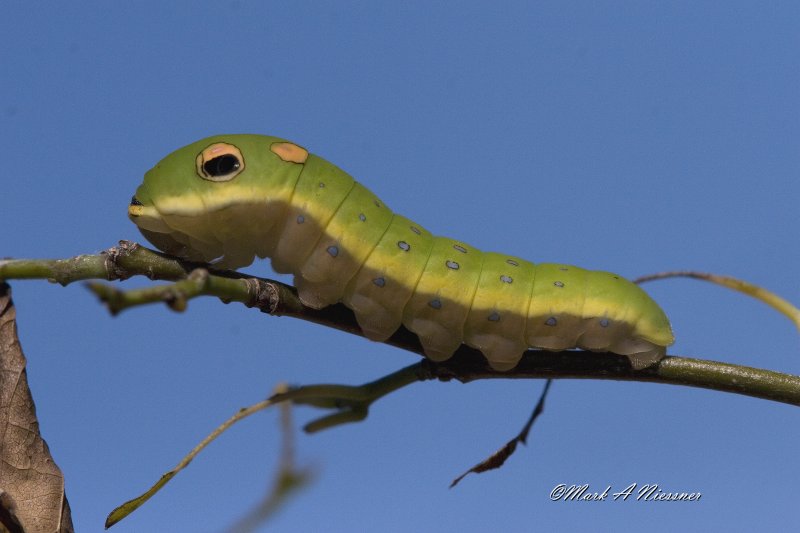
[128,134,308,268]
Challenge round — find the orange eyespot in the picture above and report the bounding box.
[196,142,245,182]
[270,142,309,164]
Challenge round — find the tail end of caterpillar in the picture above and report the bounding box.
[611,339,666,370]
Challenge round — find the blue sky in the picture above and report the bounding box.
[2,1,798,531]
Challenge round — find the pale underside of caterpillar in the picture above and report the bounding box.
[128,134,674,371]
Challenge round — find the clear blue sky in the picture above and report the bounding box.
[2,2,798,532]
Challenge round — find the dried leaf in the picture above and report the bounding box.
[451,380,552,488]
[0,283,74,532]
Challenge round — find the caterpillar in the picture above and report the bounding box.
[128,134,674,371]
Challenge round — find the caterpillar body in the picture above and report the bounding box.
[128,134,674,371]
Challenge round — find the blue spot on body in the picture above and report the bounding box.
[600,318,610,328]
[326,245,339,257]
[453,244,467,253]
[445,260,459,270]
[373,277,386,287]
[296,215,305,224]
[545,317,558,327]
[359,213,366,222]
[506,259,519,267]
[429,298,442,309]
[500,275,513,284]
[488,311,500,322]
[397,241,410,251]
[553,281,565,288]
[410,226,421,235]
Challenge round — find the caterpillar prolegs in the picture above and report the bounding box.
[128,134,674,371]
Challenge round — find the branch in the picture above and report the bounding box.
[635,270,800,329]
[2,241,799,407]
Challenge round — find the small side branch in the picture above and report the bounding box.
[635,270,800,329]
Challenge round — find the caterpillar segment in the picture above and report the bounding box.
[129,134,674,371]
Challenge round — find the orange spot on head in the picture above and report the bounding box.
[271,142,309,164]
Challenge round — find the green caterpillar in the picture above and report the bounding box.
[129,134,674,371]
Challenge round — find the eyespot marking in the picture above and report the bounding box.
[500,275,513,284]
[270,142,309,163]
[600,318,610,328]
[296,215,305,224]
[196,143,245,182]
[428,298,442,309]
[506,259,519,267]
[397,241,410,251]
[545,317,558,327]
[318,182,325,188]
[488,311,501,322]
[453,244,467,254]
[326,245,339,257]
[445,260,460,270]
[359,213,367,222]
[410,226,421,235]
[372,277,386,287]
[554,281,565,288]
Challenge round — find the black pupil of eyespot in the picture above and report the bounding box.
[203,154,240,177]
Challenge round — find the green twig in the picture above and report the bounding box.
[635,270,800,330]
[104,366,427,529]
[105,396,275,529]
[87,268,263,314]
[271,363,425,433]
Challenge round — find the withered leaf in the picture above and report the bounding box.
[0,283,74,533]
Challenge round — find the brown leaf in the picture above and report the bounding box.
[450,379,552,488]
[0,283,74,533]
